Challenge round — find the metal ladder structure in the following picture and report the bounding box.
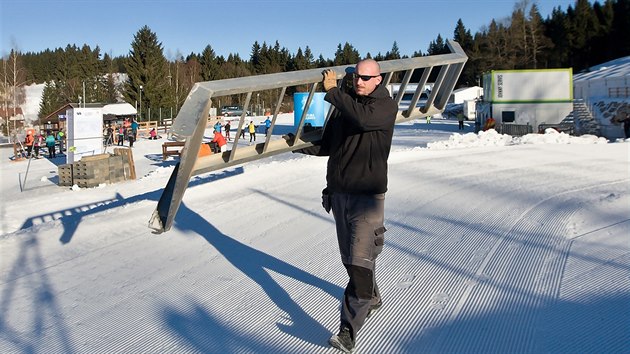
[149,40,468,233]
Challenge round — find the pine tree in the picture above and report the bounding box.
[78,44,104,104]
[454,19,476,86]
[333,42,360,65]
[610,0,630,59]
[454,19,474,50]
[385,41,401,60]
[39,81,62,118]
[315,54,331,68]
[101,53,119,103]
[124,25,172,121]
[566,0,599,70]
[303,46,315,68]
[591,0,615,63]
[54,45,81,103]
[427,34,449,55]
[199,45,219,81]
[544,6,570,68]
[250,41,262,74]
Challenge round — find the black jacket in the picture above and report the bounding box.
[299,84,398,194]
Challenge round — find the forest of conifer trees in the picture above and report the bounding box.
[1,0,629,122]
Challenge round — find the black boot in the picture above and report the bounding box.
[329,326,355,353]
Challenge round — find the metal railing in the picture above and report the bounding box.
[149,40,468,233]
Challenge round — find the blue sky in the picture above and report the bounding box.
[2,0,576,60]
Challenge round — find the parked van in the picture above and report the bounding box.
[221,106,251,117]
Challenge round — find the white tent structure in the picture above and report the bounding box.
[102,102,137,116]
[449,86,482,104]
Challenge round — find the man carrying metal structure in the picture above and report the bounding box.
[149,39,467,353]
[293,59,396,352]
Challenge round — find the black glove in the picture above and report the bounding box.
[321,188,332,213]
[282,132,295,144]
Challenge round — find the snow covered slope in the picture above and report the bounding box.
[1,117,628,353]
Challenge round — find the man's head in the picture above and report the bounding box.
[353,59,382,96]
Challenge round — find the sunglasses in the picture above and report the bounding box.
[353,73,380,81]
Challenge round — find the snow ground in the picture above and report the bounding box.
[1,115,629,354]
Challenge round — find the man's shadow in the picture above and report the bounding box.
[172,203,343,346]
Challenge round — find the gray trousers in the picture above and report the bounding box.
[331,192,386,341]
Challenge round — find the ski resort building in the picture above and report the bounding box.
[573,56,630,139]
[475,69,573,134]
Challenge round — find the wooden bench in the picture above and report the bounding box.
[162,141,185,160]
[162,141,215,160]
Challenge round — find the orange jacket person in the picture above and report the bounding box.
[24,132,34,157]
[211,131,227,153]
[483,117,496,131]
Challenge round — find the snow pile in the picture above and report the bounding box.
[426,129,514,150]
[519,128,609,145]
[425,128,613,151]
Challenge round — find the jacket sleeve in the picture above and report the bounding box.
[292,118,335,156]
[324,87,397,132]
[293,141,323,156]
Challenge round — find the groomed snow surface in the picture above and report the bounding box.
[1,116,629,354]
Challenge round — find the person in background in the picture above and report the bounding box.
[240,121,247,139]
[45,130,56,158]
[149,127,158,140]
[211,130,227,153]
[131,119,139,140]
[293,59,397,353]
[56,129,65,154]
[457,112,465,130]
[623,112,630,139]
[483,116,496,131]
[24,132,34,157]
[214,120,223,134]
[34,132,44,158]
[225,121,232,141]
[248,121,256,144]
[106,125,114,145]
[264,117,272,136]
[117,126,125,146]
[127,127,135,148]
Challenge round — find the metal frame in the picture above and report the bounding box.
[149,40,468,233]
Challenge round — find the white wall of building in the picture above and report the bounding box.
[450,86,482,104]
[66,108,103,163]
[479,69,573,129]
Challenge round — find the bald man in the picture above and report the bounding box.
[296,59,398,352]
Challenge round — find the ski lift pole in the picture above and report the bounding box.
[20,154,34,192]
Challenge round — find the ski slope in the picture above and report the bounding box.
[1,117,629,353]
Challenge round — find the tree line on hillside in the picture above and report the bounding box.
[1,0,628,124]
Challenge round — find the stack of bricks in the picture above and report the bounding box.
[58,164,74,187]
[108,154,125,183]
[57,149,135,188]
[72,154,111,188]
